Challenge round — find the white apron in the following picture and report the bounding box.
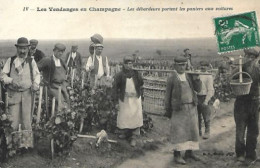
[117,78,143,129]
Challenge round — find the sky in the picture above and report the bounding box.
[0,0,259,39]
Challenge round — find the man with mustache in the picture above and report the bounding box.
[1,37,40,132]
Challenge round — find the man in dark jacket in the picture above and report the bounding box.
[113,56,143,147]
[29,39,45,64]
[37,43,70,110]
[165,56,202,165]
[232,48,260,165]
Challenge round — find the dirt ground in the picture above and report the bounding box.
[1,99,260,168]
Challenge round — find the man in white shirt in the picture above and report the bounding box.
[197,60,215,139]
[64,45,82,76]
[85,43,110,87]
[0,37,40,131]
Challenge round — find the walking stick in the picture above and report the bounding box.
[71,68,75,88]
[58,86,62,111]
[31,91,36,119]
[81,71,85,89]
[79,71,85,133]
[36,86,43,124]
[51,97,55,117]
[45,86,49,119]
[5,92,8,113]
[51,97,55,159]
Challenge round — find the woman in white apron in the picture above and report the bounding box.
[113,56,143,147]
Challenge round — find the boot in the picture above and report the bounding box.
[203,122,210,139]
[185,150,201,161]
[174,151,186,165]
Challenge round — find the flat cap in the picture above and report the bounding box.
[54,43,66,51]
[123,56,134,64]
[29,39,38,44]
[174,56,187,64]
[200,60,209,66]
[244,48,259,57]
[15,37,30,47]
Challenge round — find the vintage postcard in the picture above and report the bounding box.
[0,0,260,168]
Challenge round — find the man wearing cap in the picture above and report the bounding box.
[232,48,260,164]
[164,56,202,165]
[64,45,82,76]
[182,48,193,70]
[38,43,70,109]
[0,37,40,131]
[85,43,110,88]
[113,56,143,147]
[29,39,45,64]
[197,61,214,139]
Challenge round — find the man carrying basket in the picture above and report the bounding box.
[232,48,260,165]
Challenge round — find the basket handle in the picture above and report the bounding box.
[231,71,252,82]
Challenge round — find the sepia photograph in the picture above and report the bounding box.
[0,0,260,167]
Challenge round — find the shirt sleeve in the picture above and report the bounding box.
[85,57,92,71]
[205,75,214,103]
[32,59,40,85]
[2,58,13,84]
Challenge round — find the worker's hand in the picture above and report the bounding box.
[12,78,20,88]
[31,82,39,92]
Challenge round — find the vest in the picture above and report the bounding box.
[9,62,32,91]
[91,55,107,76]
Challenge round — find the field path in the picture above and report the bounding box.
[117,99,260,168]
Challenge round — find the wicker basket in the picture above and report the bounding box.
[142,77,167,115]
[230,72,252,96]
[11,130,33,149]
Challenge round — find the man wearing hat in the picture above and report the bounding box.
[232,48,260,165]
[38,43,70,109]
[29,39,45,64]
[85,43,110,88]
[64,45,82,76]
[182,48,193,70]
[197,60,214,139]
[113,56,143,147]
[1,37,40,131]
[164,56,202,165]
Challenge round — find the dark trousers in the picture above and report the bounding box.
[234,98,259,160]
[197,95,211,134]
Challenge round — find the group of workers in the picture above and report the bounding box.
[0,36,260,166]
[165,47,260,166]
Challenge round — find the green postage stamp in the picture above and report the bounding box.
[214,11,260,53]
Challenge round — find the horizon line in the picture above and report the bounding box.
[0,37,215,41]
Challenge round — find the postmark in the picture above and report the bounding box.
[214,11,260,53]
